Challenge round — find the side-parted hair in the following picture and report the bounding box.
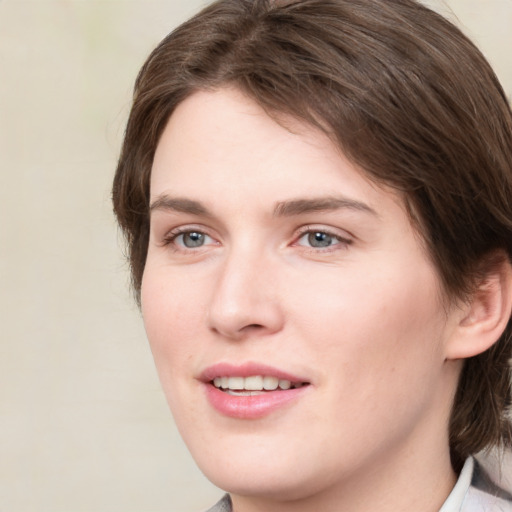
[112,0,512,468]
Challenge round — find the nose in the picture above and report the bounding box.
[207,248,284,341]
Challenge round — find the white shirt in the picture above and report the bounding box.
[441,457,512,512]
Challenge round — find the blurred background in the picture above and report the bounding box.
[0,1,510,511]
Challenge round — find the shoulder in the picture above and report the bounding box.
[462,459,512,512]
[204,494,232,512]
[463,487,512,512]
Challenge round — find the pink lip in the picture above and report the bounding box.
[199,362,307,383]
[199,362,311,420]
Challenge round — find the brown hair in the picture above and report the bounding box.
[113,0,512,468]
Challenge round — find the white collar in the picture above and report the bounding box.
[439,457,474,512]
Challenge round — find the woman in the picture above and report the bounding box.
[113,1,512,510]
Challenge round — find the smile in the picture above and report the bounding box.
[212,375,308,394]
[201,363,311,419]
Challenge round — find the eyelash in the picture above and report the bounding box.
[161,226,353,253]
[162,226,217,252]
[293,226,353,252]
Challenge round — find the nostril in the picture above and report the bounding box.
[242,324,265,333]
[209,322,265,339]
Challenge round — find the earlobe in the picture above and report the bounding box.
[446,256,512,360]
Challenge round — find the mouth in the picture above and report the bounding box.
[211,375,309,396]
[201,363,311,419]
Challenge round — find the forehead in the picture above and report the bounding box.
[151,88,394,209]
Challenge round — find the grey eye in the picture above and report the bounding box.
[307,231,335,248]
[180,231,206,248]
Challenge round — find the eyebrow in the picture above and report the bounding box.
[149,196,211,216]
[149,194,378,218]
[273,197,378,217]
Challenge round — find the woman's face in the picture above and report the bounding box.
[142,88,461,503]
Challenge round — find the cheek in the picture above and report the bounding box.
[296,269,449,457]
[141,265,208,369]
[296,258,447,383]
[140,266,211,424]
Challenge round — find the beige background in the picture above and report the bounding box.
[0,1,510,511]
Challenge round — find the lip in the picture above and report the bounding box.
[199,362,311,420]
[199,362,308,383]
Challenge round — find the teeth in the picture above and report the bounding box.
[263,376,279,390]
[225,390,263,396]
[278,379,291,390]
[228,376,244,389]
[244,375,263,390]
[212,375,302,391]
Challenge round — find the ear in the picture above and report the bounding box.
[445,255,512,360]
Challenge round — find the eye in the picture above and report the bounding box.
[302,231,335,248]
[295,229,351,250]
[166,229,216,249]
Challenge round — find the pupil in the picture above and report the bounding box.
[308,232,332,248]
[183,232,204,248]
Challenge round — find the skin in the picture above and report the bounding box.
[142,87,468,512]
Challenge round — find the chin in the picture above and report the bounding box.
[181,427,345,502]
[201,461,327,502]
